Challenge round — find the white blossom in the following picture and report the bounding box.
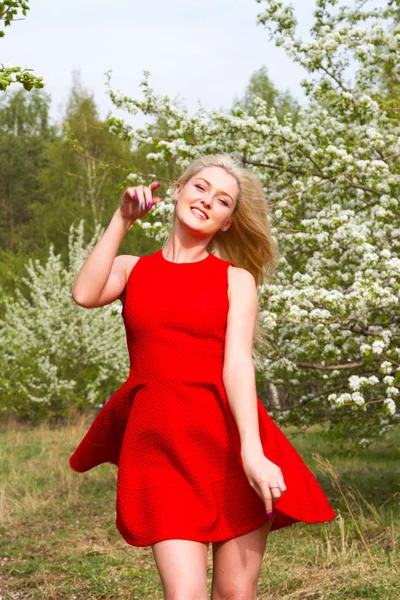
[0,221,130,415]
[33,0,400,443]
[383,398,397,416]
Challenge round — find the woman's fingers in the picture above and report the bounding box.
[124,187,137,201]
[149,181,161,193]
[144,182,158,210]
[135,182,162,211]
[148,181,162,209]
[259,482,274,516]
[242,454,288,519]
[277,471,287,494]
[258,481,283,516]
[120,187,138,220]
[253,472,287,517]
[135,185,146,211]
[120,182,163,217]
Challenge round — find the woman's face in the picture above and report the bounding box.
[173,166,239,237]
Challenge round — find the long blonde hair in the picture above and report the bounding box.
[163,153,280,363]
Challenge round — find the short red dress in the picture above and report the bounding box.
[69,249,336,547]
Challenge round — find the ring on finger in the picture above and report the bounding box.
[270,485,283,500]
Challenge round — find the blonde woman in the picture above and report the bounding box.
[70,154,336,599]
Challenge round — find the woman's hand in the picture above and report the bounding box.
[241,449,287,518]
[119,181,163,225]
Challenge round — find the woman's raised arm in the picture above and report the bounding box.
[72,182,162,308]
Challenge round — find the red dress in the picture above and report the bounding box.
[69,249,336,547]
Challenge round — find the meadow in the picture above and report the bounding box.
[0,416,398,599]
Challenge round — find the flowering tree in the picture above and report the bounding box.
[0,221,129,421]
[105,0,400,446]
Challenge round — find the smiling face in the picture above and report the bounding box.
[173,166,239,237]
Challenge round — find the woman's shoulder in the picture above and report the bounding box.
[116,254,141,279]
[124,253,141,267]
[228,265,256,282]
[118,254,148,306]
[210,255,255,301]
[227,264,257,299]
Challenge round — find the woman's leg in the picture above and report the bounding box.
[151,539,210,600]
[210,519,273,600]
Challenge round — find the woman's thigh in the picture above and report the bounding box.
[151,538,210,600]
[211,519,273,600]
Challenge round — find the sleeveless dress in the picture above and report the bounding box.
[69,249,336,547]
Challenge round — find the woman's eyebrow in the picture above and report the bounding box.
[194,177,233,201]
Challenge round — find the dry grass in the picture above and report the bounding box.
[0,417,399,599]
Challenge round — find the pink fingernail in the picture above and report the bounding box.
[157,182,161,188]
[133,192,137,200]
[267,511,273,519]
[148,202,153,209]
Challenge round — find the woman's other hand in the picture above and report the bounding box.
[241,450,287,518]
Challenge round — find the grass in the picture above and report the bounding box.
[0,416,399,599]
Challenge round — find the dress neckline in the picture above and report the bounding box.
[158,248,213,265]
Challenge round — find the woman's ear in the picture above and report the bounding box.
[220,217,233,232]
[173,184,181,201]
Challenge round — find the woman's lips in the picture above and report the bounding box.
[191,207,208,220]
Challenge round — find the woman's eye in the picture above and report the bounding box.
[195,185,227,206]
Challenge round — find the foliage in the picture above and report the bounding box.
[234,64,301,124]
[0,75,143,264]
[0,88,56,252]
[0,220,129,422]
[0,1,44,91]
[104,0,400,446]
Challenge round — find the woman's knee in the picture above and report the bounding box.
[211,520,271,600]
[211,583,258,600]
[164,589,209,600]
[160,578,209,600]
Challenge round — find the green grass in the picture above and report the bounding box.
[0,417,399,599]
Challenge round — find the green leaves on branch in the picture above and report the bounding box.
[0,2,44,91]
[0,1,30,35]
[0,64,44,91]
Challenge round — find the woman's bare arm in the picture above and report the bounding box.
[71,181,162,309]
[71,209,132,308]
[222,267,263,455]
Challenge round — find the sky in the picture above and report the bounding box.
[2,0,315,128]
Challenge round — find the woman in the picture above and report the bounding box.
[70,154,336,599]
